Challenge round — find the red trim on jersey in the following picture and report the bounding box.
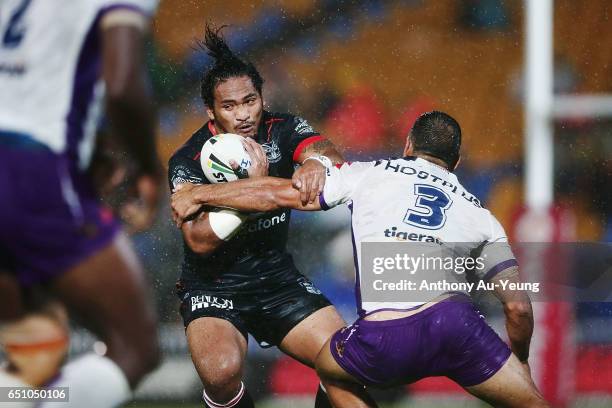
[266,118,285,141]
[193,151,201,161]
[293,135,326,162]
[208,121,218,136]
[265,118,285,125]
[334,161,352,169]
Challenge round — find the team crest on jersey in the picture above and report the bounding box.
[171,165,203,188]
[261,140,282,163]
[294,116,315,135]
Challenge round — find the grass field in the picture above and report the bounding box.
[124,354,612,408]
[128,396,612,408]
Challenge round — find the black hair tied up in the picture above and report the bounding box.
[200,24,237,64]
[199,24,264,107]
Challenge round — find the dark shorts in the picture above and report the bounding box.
[330,295,512,388]
[0,137,120,287]
[176,272,332,348]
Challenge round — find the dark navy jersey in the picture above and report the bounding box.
[168,111,323,285]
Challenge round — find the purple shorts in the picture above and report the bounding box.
[0,140,120,287]
[330,295,512,388]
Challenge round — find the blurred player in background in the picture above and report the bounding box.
[0,1,162,407]
[168,25,351,408]
[173,111,549,408]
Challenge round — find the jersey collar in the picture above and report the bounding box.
[408,156,453,173]
[207,121,218,136]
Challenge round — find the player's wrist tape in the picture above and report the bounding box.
[303,155,333,168]
[209,210,247,241]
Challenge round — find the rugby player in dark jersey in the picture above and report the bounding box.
[168,26,350,408]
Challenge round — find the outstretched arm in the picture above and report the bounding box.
[171,177,321,226]
[491,267,534,363]
[203,177,323,212]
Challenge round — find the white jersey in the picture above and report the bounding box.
[320,157,516,316]
[0,0,156,169]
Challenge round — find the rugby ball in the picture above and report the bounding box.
[200,133,252,183]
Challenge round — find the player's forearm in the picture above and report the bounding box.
[103,26,159,175]
[503,298,534,362]
[181,212,225,256]
[491,267,534,362]
[106,94,158,174]
[298,138,344,164]
[195,177,301,212]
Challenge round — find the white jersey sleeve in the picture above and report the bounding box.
[98,0,158,31]
[0,0,158,165]
[319,162,375,210]
[474,214,518,281]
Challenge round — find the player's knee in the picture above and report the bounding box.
[198,353,244,400]
[207,356,243,386]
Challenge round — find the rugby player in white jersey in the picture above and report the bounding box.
[0,1,161,406]
[172,111,549,407]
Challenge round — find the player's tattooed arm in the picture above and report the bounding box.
[491,266,534,363]
[179,210,225,256]
[171,178,320,221]
[170,182,227,255]
[297,138,344,165]
[293,138,344,205]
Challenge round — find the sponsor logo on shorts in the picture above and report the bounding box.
[190,295,234,312]
[344,325,358,341]
[335,325,357,358]
[298,278,322,295]
[335,340,345,357]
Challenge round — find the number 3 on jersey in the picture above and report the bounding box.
[404,184,453,230]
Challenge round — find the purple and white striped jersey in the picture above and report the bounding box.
[0,0,157,169]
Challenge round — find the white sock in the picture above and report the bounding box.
[202,381,245,408]
[319,382,327,393]
[39,353,131,408]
